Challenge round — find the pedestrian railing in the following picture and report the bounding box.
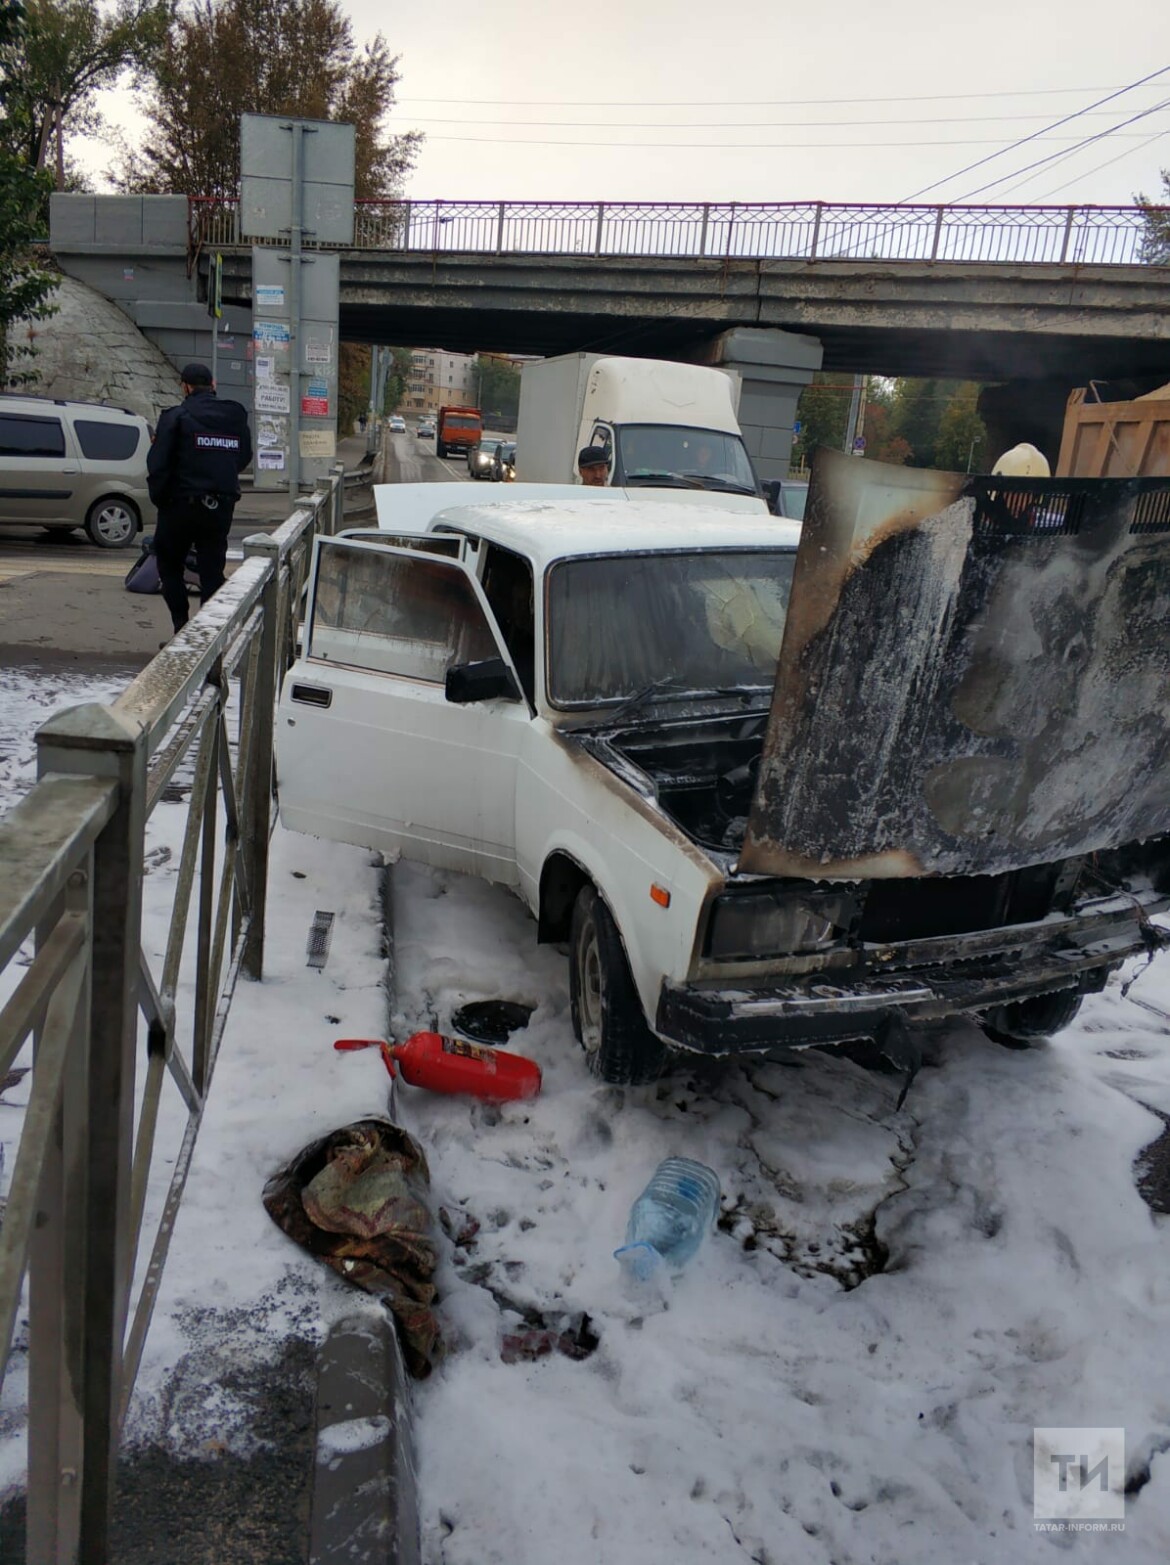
[0,467,345,1562]
[190,195,1168,268]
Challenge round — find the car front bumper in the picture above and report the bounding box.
[657,893,1170,1054]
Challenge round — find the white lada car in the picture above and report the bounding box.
[276,455,1170,1084]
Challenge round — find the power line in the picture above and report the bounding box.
[424,128,1168,152]
[951,93,1170,202]
[397,85,1141,109]
[901,65,1170,202]
[1029,128,1170,201]
[407,108,1166,130]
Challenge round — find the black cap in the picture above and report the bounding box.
[578,445,610,469]
[180,362,213,387]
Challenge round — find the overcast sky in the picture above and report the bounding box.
[353,0,1169,206]
[89,0,1168,208]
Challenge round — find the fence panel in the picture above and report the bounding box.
[192,196,1167,268]
[0,472,343,1562]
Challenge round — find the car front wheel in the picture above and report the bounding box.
[981,987,1084,1045]
[85,497,139,549]
[569,884,668,1085]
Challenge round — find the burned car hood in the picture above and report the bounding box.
[739,448,1170,879]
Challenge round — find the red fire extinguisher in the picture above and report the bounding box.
[334,1031,542,1103]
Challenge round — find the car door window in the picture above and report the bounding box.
[0,414,67,457]
[481,542,536,703]
[309,540,498,682]
[73,419,141,461]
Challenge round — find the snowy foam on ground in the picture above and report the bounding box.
[3,667,1169,1562]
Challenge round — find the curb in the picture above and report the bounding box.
[309,1310,420,1564]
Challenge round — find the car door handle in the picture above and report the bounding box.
[291,683,332,708]
[61,465,79,474]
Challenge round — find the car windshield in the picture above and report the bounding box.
[444,415,479,430]
[614,424,757,494]
[547,548,795,708]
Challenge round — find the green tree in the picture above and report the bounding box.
[933,383,988,472]
[121,0,420,198]
[381,345,411,414]
[475,354,520,422]
[0,0,170,189]
[0,2,58,380]
[888,378,947,468]
[1136,169,1170,264]
[792,372,852,466]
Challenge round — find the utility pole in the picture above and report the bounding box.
[843,373,866,455]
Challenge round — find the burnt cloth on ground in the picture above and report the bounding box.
[262,1118,441,1377]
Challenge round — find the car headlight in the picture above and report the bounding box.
[704,888,854,960]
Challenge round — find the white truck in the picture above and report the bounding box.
[275,452,1170,1088]
[515,352,761,501]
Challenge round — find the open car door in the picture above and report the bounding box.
[277,532,531,884]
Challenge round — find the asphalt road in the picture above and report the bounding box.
[0,433,387,670]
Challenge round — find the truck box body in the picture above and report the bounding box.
[516,353,756,496]
[1055,383,1170,478]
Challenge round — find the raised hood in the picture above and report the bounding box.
[739,448,1170,880]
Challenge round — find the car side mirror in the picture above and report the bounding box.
[445,657,522,704]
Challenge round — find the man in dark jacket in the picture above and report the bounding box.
[147,362,253,637]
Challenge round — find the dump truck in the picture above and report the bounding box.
[1056,382,1170,478]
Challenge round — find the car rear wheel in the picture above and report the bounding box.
[569,885,668,1085]
[85,496,139,549]
[981,987,1084,1045]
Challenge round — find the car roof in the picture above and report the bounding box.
[430,497,801,570]
[0,393,143,419]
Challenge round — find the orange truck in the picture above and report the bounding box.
[436,405,483,460]
[1056,382,1170,477]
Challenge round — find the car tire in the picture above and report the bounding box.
[436,441,446,458]
[981,988,1083,1045]
[569,884,668,1085]
[85,496,139,549]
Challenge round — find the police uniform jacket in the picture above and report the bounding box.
[147,390,253,509]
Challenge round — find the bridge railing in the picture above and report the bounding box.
[190,195,1167,267]
[0,469,345,1561]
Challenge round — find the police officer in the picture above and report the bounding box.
[147,362,252,638]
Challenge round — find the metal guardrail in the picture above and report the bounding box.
[0,467,345,1562]
[190,195,1169,267]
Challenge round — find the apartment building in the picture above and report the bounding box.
[405,349,477,414]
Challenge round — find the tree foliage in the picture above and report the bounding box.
[0,0,169,186]
[476,354,520,421]
[791,372,853,465]
[932,383,987,472]
[1136,169,1170,264]
[0,1,58,380]
[381,345,412,414]
[121,0,421,198]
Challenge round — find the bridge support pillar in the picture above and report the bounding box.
[683,326,823,482]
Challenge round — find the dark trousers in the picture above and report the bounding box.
[155,496,235,633]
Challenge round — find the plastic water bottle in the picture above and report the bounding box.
[615,1158,721,1281]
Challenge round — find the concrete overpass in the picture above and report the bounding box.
[51,193,1170,476]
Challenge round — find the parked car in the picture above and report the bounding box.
[388,415,407,433]
[0,393,154,548]
[491,442,517,482]
[276,454,1170,1087]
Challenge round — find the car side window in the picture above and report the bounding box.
[73,419,140,461]
[480,542,536,703]
[309,542,498,683]
[0,414,67,458]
